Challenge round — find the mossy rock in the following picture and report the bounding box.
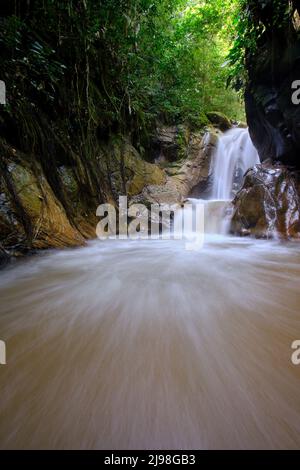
[185,113,209,130]
[152,125,191,163]
[103,139,166,197]
[0,175,27,250]
[6,161,85,249]
[126,159,166,196]
[206,112,232,132]
[231,164,300,239]
[237,121,248,129]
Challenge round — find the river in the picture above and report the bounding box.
[0,234,300,449]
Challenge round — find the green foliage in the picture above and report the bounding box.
[227,0,298,91]
[0,0,245,161]
[115,0,245,124]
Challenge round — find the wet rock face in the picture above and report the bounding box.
[0,138,166,258]
[131,129,218,206]
[0,156,85,255]
[0,124,218,261]
[245,1,300,168]
[231,164,300,239]
[151,126,190,163]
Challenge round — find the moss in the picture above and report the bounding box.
[185,112,209,130]
[127,165,166,196]
[9,163,43,217]
[101,138,166,198]
[206,111,232,131]
[2,156,85,251]
[176,125,190,161]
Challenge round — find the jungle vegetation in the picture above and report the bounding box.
[0,0,246,162]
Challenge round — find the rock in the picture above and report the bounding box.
[244,1,300,168]
[0,144,86,261]
[103,138,166,197]
[236,121,247,129]
[0,173,27,252]
[0,136,168,261]
[57,165,99,239]
[131,130,217,206]
[206,112,232,132]
[126,161,166,197]
[0,243,10,266]
[0,124,220,262]
[151,125,190,162]
[7,161,85,249]
[187,130,217,198]
[167,131,214,199]
[131,183,182,206]
[231,164,300,239]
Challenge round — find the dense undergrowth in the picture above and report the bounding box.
[0,0,244,162]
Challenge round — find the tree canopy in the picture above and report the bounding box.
[0,0,244,160]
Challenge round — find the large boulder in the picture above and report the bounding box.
[231,164,300,239]
[101,138,166,198]
[206,112,232,132]
[0,156,85,253]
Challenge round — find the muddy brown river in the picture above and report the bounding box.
[0,236,300,449]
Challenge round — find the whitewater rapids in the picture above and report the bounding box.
[1,236,300,449]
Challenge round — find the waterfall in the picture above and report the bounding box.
[211,128,260,200]
[186,128,260,236]
[187,198,232,235]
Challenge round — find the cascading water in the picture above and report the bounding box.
[211,127,260,200]
[188,127,260,236]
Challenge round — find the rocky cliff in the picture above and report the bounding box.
[231,1,300,239]
[244,1,300,168]
[0,125,217,263]
[231,164,300,239]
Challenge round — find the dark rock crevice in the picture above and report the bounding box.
[234,1,300,239]
[245,1,300,168]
